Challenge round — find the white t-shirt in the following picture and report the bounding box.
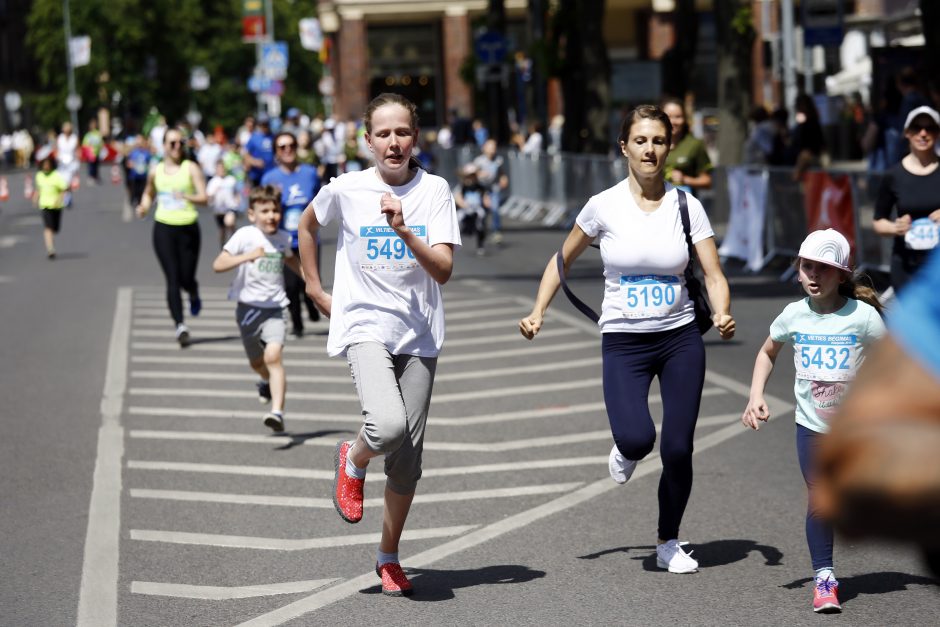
[56,133,78,166]
[207,175,239,215]
[313,167,461,357]
[223,225,293,308]
[576,182,714,333]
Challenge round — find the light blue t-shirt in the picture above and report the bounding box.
[770,297,885,433]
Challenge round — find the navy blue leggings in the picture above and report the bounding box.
[796,424,834,571]
[602,322,705,540]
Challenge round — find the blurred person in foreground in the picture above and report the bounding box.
[815,247,940,579]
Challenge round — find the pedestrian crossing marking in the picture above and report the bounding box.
[131,578,340,600]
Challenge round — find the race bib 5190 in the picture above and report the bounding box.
[620,274,681,319]
[793,333,858,382]
[358,225,425,271]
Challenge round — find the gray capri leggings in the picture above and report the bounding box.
[346,341,437,494]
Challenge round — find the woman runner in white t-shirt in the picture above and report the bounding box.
[519,105,735,574]
[297,93,461,597]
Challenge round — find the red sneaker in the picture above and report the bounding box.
[332,440,364,523]
[375,562,414,597]
[812,575,842,613]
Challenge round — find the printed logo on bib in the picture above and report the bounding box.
[256,252,284,274]
[620,274,680,319]
[359,225,424,271]
[157,191,185,211]
[905,217,939,251]
[793,333,857,382]
[283,207,303,232]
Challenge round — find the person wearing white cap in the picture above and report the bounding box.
[742,228,886,614]
[873,105,940,292]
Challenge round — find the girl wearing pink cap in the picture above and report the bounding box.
[742,229,885,614]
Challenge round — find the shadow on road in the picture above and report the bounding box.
[270,429,354,450]
[186,334,241,345]
[782,571,938,603]
[578,538,784,570]
[49,251,88,261]
[359,564,547,601]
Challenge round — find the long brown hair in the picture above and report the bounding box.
[839,272,884,316]
[362,93,422,171]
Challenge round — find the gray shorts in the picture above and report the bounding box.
[346,341,437,495]
[236,303,287,362]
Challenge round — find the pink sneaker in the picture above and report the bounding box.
[376,562,414,597]
[812,575,842,613]
[332,440,364,523]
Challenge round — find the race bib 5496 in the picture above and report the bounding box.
[358,225,425,271]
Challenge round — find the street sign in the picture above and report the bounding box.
[299,18,323,52]
[261,42,289,80]
[247,76,272,93]
[4,91,22,112]
[802,0,844,47]
[69,36,91,68]
[190,67,210,91]
[475,31,508,66]
[318,75,335,96]
[66,93,82,111]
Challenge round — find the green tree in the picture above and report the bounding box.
[714,0,755,165]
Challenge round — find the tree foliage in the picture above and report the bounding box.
[25,0,323,134]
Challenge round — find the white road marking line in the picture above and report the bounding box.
[235,396,797,626]
[445,306,523,321]
[131,578,339,600]
[133,308,237,318]
[127,414,740,452]
[444,295,516,308]
[134,300,234,310]
[128,327,577,352]
[446,318,527,333]
[128,340,598,367]
[128,387,359,401]
[14,215,43,226]
[0,275,14,284]
[133,318,242,328]
[0,234,25,248]
[130,483,583,509]
[77,287,132,627]
[130,524,478,551]
[128,355,600,384]
[128,460,334,479]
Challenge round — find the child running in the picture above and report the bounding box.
[212,185,302,433]
[742,229,885,614]
[33,155,70,259]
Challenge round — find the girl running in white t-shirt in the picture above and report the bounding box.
[297,93,461,597]
[743,229,885,614]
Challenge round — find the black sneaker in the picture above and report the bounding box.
[263,411,285,432]
[256,381,271,404]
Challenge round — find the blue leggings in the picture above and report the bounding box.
[796,424,834,571]
[602,322,705,540]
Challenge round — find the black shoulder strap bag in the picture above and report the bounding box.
[555,188,713,335]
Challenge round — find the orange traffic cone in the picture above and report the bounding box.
[111,164,121,185]
[0,176,9,202]
[70,175,80,191]
[24,174,34,199]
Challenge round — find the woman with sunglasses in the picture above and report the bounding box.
[136,128,208,346]
[261,131,321,337]
[874,106,940,292]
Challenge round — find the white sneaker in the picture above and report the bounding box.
[656,539,699,573]
[608,444,637,484]
[175,323,191,347]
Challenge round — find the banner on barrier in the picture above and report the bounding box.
[719,167,767,272]
[803,172,856,255]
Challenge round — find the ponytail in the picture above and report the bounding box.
[839,272,884,316]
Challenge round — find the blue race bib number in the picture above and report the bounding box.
[358,225,425,271]
[793,333,858,382]
[620,274,680,319]
[905,218,939,251]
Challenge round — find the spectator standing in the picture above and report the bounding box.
[81,119,103,185]
[661,97,712,192]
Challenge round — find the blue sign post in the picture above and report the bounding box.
[261,41,289,79]
[802,0,844,47]
[475,31,508,66]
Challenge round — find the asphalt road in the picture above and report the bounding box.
[1,172,935,626]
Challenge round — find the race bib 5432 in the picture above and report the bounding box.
[793,333,858,382]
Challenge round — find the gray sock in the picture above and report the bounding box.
[377,550,399,566]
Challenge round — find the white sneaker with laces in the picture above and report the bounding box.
[175,323,191,347]
[656,539,699,573]
[608,444,638,484]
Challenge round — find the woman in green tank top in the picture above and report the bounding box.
[136,128,208,345]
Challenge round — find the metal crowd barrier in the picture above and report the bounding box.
[430,146,892,275]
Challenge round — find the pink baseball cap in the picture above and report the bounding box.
[798,229,851,272]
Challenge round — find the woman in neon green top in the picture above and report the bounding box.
[33,155,70,259]
[136,128,208,346]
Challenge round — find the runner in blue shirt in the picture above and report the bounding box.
[244,114,275,187]
[261,131,321,336]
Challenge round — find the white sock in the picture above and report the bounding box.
[377,550,398,566]
[345,456,366,479]
[815,567,835,581]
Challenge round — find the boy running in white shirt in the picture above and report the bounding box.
[213,185,302,432]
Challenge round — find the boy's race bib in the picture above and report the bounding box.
[620,274,681,319]
[358,225,424,271]
[793,333,858,382]
[255,251,283,275]
[905,217,939,251]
